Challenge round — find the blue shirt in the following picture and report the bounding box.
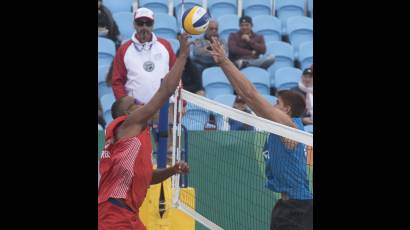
[263,117,312,200]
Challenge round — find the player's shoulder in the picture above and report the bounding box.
[291,117,304,130]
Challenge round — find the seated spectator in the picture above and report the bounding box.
[98,0,121,48]
[181,55,204,95]
[192,20,229,74]
[176,34,204,95]
[98,97,106,129]
[228,16,274,69]
[204,114,218,130]
[292,67,313,125]
[229,96,255,131]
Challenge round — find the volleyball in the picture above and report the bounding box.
[182,5,211,35]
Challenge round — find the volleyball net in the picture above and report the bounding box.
[171,89,313,230]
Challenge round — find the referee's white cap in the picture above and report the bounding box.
[134,8,154,21]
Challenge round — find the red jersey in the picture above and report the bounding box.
[98,115,153,213]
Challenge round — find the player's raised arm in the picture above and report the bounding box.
[208,38,295,128]
[123,33,191,128]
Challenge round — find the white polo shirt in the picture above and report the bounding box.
[112,32,176,103]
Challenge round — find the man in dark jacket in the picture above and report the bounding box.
[228,16,275,69]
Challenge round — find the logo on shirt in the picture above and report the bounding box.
[143,61,155,72]
[101,150,111,159]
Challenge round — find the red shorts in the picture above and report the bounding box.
[98,201,145,230]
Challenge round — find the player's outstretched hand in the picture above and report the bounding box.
[173,160,190,175]
[208,37,228,65]
[178,32,192,58]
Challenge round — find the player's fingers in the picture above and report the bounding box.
[184,165,190,173]
[211,38,220,49]
[209,40,215,48]
[213,39,221,48]
[181,32,189,38]
[208,51,218,56]
[212,42,222,53]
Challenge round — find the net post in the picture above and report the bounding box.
[172,83,183,206]
[157,100,169,169]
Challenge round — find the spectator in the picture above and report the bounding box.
[98,97,106,129]
[192,20,228,74]
[98,0,121,48]
[292,68,313,125]
[176,37,203,95]
[229,96,254,131]
[204,114,218,130]
[228,16,275,69]
[111,7,176,103]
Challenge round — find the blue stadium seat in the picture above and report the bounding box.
[182,103,210,130]
[212,95,234,131]
[104,110,113,124]
[275,67,302,90]
[276,0,305,34]
[101,93,116,113]
[253,15,282,42]
[243,0,272,18]
[298,41,313,70]
[113,12,134,41]
[240,67,270,95]
[103,0,133,14]
[262,94,278,105]
[98,82,113,98]
[208,0,237,20]
[139,0,169,14]
[167,38,180,53]
[304,125,313,133]
[287,16,313,56]
[202,67,234,100]
[174,0,202,25]
[266,41,294,87]
[98,64,110,84]
[98,37,116,67]
[153,13,178,40]
[217,14,239,41]
[214,94,236,107]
